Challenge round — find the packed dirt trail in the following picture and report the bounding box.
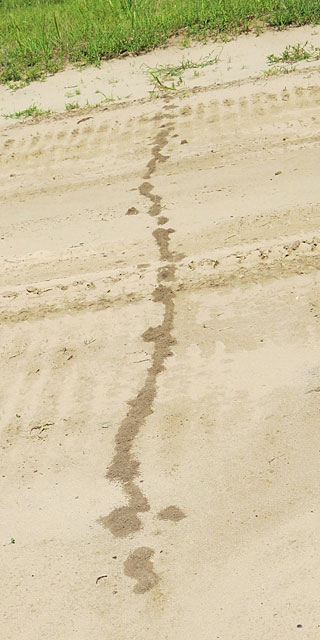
[1,26,320,639]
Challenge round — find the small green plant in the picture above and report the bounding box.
[267,41,320,65]
[8,80,26,91]
[263,65,293,77]
[3,104,51,120]
[147,70,178,93]
[65,88,80,98]
[95,90,115,103]
[10,538,15,544]
[65,101,80,110]
[179,33,191,49]
[146,54,219,94]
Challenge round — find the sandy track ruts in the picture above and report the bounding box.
[1,232,320,324]
[1,60,320,640]
[1,77,320,286]
[1,81,320,170]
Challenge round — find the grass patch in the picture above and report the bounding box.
[263,64,295,77]
[145,54,219,93]
[65,101,80,110]
[267,40,320,64]
[3,103,51,119]
[64,94,117,111]
[1,0,320,85]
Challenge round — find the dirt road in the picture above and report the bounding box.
[1,29,320,639]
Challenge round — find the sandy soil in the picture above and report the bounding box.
[1,26,320,640]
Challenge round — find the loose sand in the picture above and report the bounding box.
[1,25,320,640]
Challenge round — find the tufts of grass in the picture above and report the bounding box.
[263,64,293,77]
[3,103,51,119]
[95,90,116,102]
[145,54,220,93]
[268,41,320,64]
[65,101,80,110]
[1,0,320,85]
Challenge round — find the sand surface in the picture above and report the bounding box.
[1,26,320,639]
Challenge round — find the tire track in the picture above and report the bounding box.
[2,229,320,324]
[98,101,186,594]
[2,83,320,169]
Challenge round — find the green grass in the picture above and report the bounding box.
[267,40,320,63]
[65,100,80,110]
[145,54,219,92]
[1,0,320,85]
[3,103,52,119]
